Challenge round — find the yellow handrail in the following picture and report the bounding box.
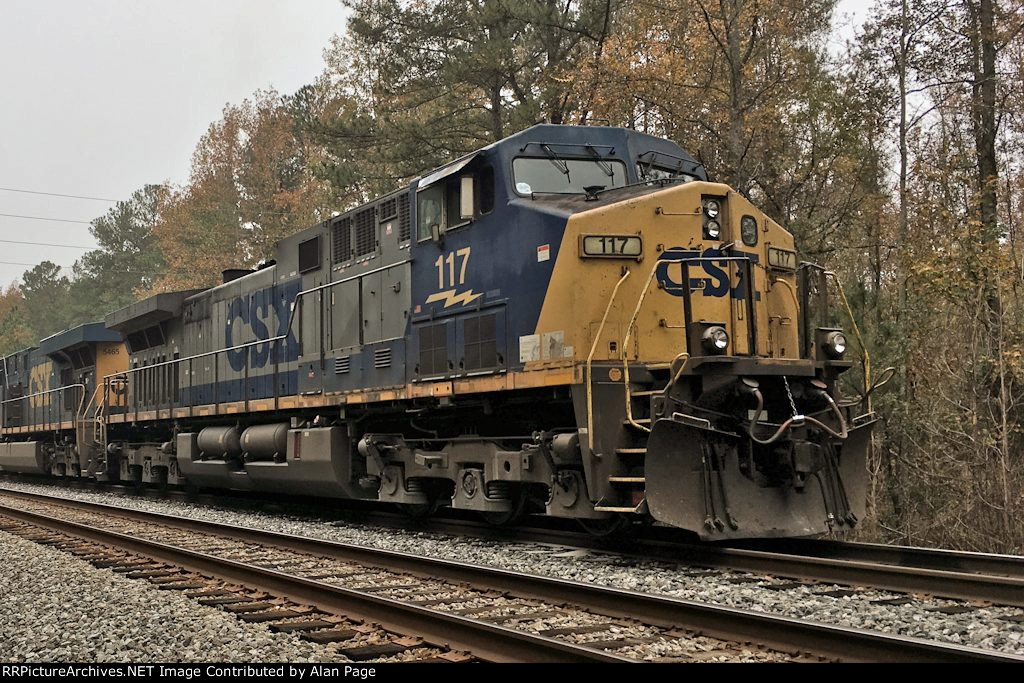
[585,269,631,452]
[825,271,871,410]
[620,260,668,433]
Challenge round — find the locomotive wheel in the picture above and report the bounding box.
[578,515,631,538]
[128,465,144,494]
[396,498,440,519]
[154,467,169,494]
[480,490,529,526]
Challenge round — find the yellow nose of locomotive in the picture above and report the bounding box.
[530,180,870,540]
[533,181,801,369]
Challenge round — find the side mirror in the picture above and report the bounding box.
[460,175,475,219]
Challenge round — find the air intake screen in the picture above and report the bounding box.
[379,197,398,221]
[418,323,448,376]
[398,193,411,242]
[354,207,376,256]
[331,217,352,263]
[464,313,497,370]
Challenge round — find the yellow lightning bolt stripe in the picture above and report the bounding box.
[425,289,484,308]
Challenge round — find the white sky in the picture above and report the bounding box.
[0,0,348,285]
[0,0,874,287]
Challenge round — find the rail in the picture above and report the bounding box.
[1,488,1019,663]
[0,492,628,663]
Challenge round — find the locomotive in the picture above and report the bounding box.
[0,124,876,539]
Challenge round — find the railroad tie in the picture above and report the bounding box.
[300,628,359,644]
[268,619,336,633]
[237,609,302,623]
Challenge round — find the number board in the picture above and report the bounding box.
[768,247,797,271]
[580,235,643,259]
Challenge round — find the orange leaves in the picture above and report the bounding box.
[149,91,332,294]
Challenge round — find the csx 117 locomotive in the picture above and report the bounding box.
[0,124,876,539]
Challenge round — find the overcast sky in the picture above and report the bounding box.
[0,0,348,286]
[0,0,870,287]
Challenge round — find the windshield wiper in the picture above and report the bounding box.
[541,144,570,179]
[585,144,615,178]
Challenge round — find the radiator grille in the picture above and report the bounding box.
[374,348,392,369]
[334,355,351,374]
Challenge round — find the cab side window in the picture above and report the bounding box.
[479,165,494,214]
[445,180,463,229]
[417,185,444,241]
[417,165,494,240]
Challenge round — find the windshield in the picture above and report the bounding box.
[637,163,696,183]
[513,157,628,195]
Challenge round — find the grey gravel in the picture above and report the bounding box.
[0,529,349,662]
[5,480,1024,655]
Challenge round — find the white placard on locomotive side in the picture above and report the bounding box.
[580,234,643,258]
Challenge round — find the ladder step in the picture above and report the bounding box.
[623,418,652,427]
[608,476,646,484]
[630,390,663,397]
[593,497,647,511]
[615,448,647,455]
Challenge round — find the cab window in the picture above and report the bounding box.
[512,157,627,195]
[417,171,487,240]
[417,185,443,240]
[479,165,495,213]
[445,180,464,230]
[637,163,696,183]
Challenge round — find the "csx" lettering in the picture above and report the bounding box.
[225,281,301,371]
[655,248,761,300]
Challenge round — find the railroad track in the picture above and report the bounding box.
[0,488,1020,663]
[5,476,1024,607]
[313,508,1024,608]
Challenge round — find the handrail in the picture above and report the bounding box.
[100,258,411,384]
[0,384,85,407]
[824,270,871,410]
[585,269,631,452]
[0,383,86,433]
[771,277,800,317]
[618,254,759,432]
[619,259,665,433]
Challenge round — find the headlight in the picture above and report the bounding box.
[822,331,847,359]
[702,326,729,354]
[741,215,758,246]
[703,199,721,219]
[705,220,721,239]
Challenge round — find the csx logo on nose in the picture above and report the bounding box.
[656,248,760,300]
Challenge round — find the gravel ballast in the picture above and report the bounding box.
[0,529,351,663]
[4,480,1024,656]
